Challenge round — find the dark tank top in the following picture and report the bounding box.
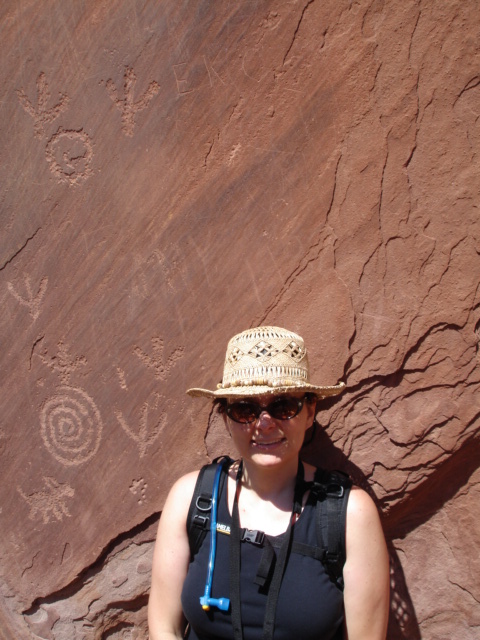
[181,472,344,640]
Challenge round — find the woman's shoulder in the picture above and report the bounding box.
[344,486,386,558]
[346,485,381,521]
[167,469,201,504]
[157,470,197,521]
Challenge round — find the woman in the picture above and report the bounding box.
[148,326,390,639]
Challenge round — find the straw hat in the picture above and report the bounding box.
[187,326,345,399]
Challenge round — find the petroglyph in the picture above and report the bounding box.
[117,366,128,390]
[106,66,160,136]
[116,393,167,457]
[172,63,194,95]
[17,72,70,139]
[45,127,94,186]
[131,254,149,299]
[129,478,148,505]
[38,341,87,385]
[134,337,184,380]
[7,275,48,320]
[147,250,181,290]
[40,386,103,466]
[18,477,74,524]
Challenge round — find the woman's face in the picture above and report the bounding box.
[223,392,316,468]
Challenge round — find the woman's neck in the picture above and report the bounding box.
[239,457,300,503]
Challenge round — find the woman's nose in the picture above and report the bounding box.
[256,410,275,427]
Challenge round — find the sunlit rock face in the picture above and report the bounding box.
[1,1,479,637]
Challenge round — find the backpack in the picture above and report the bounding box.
[186,456,352,590]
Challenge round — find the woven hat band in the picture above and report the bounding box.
[220,365,308,389]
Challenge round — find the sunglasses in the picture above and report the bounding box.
[226,396,305,424]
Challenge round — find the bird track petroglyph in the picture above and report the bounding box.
[106,66,160,136]
[7,275,48,321]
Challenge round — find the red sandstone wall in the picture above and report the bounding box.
[0,1,479,638]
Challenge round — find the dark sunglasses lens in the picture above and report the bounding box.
[269,397,302,419]
[227,402,259,423]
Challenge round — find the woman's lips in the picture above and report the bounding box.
[251,438,285,448]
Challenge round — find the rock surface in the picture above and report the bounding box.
[0,1,479,637]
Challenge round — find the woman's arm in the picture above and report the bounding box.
[342,487,390,640]
[148,470,199,640]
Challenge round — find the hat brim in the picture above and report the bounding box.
[186,381,345,399]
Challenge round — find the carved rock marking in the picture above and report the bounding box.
[117,366,128,390]
[7,275,48,320]
[106,66,160,137]
[38,341,87,385]
[129,478,148,505]
[134,337,184,380]
[40,386,103,466]
[18,477,74,524]
[116,393,167,457]
[45,127,94,186]
[16,72,70,139]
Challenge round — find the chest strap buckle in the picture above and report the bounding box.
[242,528,265,546]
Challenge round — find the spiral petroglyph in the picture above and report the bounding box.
[45,127,93,186]
[40,386,102,466]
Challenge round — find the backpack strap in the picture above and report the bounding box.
[311,468,352,589]
[186,456,233,559]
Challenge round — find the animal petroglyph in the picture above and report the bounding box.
[106,66,160,136]
[129,478,148,505]
[18,477,75,524]
[116,393,167,457]
[40,386,103,466]
[38,341,87,385]
[45,127,94,186]
[134,337,184,380]
[17,72,70,139]
[7,275,48,321]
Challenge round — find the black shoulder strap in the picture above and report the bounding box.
[311,468,352,589]
[186,456,233,559]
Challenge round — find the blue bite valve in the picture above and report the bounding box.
[210,597,230,611]
[200,596,230,612]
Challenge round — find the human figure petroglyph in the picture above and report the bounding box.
[106,66,160,137]
[7,275,48,321]
[134,337,184,381]
[18,477,74,524]
[45,127,94,186]
[16,72,70,139]
[115,393,167,457]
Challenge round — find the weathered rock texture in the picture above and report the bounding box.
[0,1,479,638]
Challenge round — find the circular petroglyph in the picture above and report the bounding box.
[45,127,93,186]
[40,386,102,465]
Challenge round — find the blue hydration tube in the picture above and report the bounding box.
[199,459,230,612]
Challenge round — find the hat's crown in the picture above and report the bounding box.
[219,326,309,390]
